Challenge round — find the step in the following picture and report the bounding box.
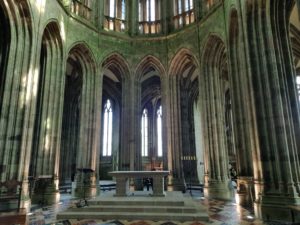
[57,211,209,222]
[68,205,197,213]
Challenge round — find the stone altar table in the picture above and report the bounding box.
[108,171,169,197]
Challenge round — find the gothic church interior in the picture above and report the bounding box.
[0,0,300,223]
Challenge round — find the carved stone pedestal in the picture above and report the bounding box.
[72,171,98,199]
[204,180,234,200]
[32,176,60,205]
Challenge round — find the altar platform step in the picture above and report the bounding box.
[57,191,209,222]
[57,211,208,222]
[66,205,197,213]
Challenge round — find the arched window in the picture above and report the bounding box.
[139,0,161,34]
[173,0,194,29]
[141,109,149,157]
[102,99,113,156]
[157,105,163,157]
[104,0,126,32]
[297,76,300,102]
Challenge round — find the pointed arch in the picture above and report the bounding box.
[60,42,98,188]
[200,34,232,199]
[135,55,166,81]
[167,48,201,187]
[67,42,97,74]
[101,52,130,81]
[201,34,226,71]
[30,20,64,187]
[168,48,199,77]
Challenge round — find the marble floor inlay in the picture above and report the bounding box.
[25,189,292,225]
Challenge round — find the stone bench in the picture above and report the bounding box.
[109,171,169,197]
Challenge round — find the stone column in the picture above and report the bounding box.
[160,0,170,35]
[244,0,300,222]
[166,75,185,191]
[120,78,132,170]
[0,1,35,211]
[161,76,172,188]
[201,36,232,200]
[228,8,254,206]
[133,78,142,172]
[128,0,138,36]
[73,58,99,198]
[31,35,64,205]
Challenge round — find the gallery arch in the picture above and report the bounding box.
[168,49,201,190]
[135,56,165,172]
[200,35,232,200]
[100,53,128,177]
[61,44,98,199]
[0,0,35,210]
[30,21,64,204]
[59,47,83,186]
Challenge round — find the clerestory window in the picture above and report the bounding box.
[104,0,126,32]
[157,105,163,157]
[173,0,194,29]
[139,0,161,34]
[141,109,149,157]
[71,0,93,20]
[102,99,113,156]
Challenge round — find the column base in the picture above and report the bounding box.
[237,176,254,207]
[204,180,234,200]
[32,178,60,205]
[167,177,186,192]
[72,172,99,199]
[255,197,300,222]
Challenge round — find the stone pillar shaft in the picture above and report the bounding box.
[245,0,300,221]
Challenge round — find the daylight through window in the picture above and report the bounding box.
[102,99,113,156]
[157,105,162,157]
[141,109,149,157]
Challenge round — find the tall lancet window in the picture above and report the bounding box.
[297,76,300,102]
[157,105,163,157]
[102,99,113,156]
[141,109,149,157]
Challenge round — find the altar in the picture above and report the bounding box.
[108,171,169,197]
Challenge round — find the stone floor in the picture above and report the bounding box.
[26,188,288,225]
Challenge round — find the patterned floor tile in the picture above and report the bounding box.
[24,192,273,225]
